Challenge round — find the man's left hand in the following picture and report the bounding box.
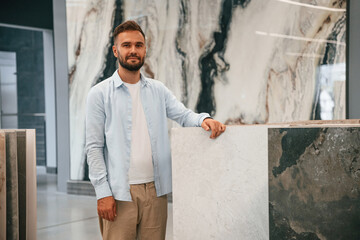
[201,118,226,139]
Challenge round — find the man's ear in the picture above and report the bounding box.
[112,45,118,58]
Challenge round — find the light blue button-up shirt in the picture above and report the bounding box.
[85,70,210,201]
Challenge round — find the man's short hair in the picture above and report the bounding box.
[113,20,145,42]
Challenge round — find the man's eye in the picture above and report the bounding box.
[136,44,143,48]
[123,44,130,47]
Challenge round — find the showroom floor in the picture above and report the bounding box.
[36,174,173,240]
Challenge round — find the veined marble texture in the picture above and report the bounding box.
[67,0,346,180]
[269,127,360,240]
[67,0,117,179]
[220,0,346,124]
[171,126,269,240]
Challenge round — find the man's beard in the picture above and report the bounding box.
[118,54,144,71]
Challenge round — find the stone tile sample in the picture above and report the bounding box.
[269,127,360,240]
[25,129,36,240]
[16,131,26,240]
[66,0,347,180]
[0,130,36,240]
[171,126,269,240]
[5,131,19,240]
[0,132,6,240]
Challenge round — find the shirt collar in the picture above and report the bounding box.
[113,69,150,88]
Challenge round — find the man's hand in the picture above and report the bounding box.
[201,118,226,139]
[97,196,117,221]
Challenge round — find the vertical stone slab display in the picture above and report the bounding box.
[171,126,269,240]
[268,127,360,239]
[26,130,36,240]
[0,130,36,240]
[5,131,19,240]
[16,131,26,240]
[0,132,6,240]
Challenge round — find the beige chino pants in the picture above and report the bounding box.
[99,182,168,240]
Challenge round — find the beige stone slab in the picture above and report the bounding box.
[16,131,26,240]
[229,120,360,128]
[229,119,360,126]
[5,131,19,240]
[26,130,36,240]
[0,131,6,240]
[271,119,360,126]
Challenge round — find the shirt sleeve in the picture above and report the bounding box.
[85,87,113,200]
[162,84,210,127]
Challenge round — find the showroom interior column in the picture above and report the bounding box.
[52,0,70,192]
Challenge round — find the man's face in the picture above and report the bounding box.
[112,31,146,71]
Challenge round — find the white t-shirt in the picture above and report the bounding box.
[123,81,154,184]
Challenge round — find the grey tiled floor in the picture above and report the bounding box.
[37,174,173,239]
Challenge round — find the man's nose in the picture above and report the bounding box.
[130,45,137,53]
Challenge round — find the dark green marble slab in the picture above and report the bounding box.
[269,127,360,240]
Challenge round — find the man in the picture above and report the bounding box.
[86,20,226,240]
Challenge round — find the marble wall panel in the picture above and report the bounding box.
[333,81,346,119]
[171,126,269,240]
[67,0,347,180]
[5,131,18,240]
[268,127,360,239]
[0,132,5,240]
[66,0,117,179]
[218,1,346,123]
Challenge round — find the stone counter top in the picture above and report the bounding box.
[171,123,360,240]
